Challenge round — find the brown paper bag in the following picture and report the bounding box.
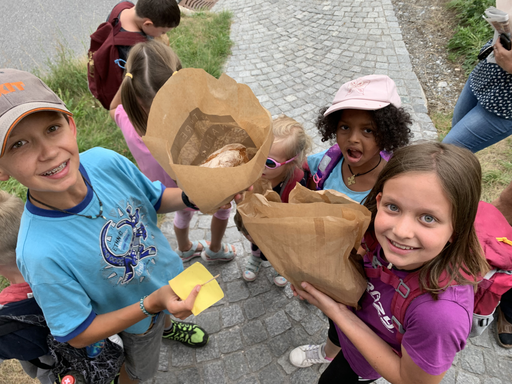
[237,184,370,308]
[144,68,273,214]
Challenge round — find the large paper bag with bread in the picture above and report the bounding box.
[237,184,370,308]
[144,68,273,214]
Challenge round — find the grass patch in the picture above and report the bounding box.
[169,11,233,77]
[477,138,512,203]
[431,111,453,141]
[446,0,494,74]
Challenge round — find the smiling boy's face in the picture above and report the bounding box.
[0,111,83,205]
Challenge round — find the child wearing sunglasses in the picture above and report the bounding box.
[289,74,413,368]
[243,115,312,286]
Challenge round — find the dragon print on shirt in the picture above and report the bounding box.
[99,202,157,285]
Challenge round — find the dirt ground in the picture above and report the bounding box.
[391,0,466,115]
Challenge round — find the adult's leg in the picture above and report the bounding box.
[451,79,478,128]
[442,102,512,153]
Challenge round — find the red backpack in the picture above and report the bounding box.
[363,201,512,344]
[87,1,147,109]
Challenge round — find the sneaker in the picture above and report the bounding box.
[243,254,262,281]
[289,343,331,367]
[273,274,288,287]
[162,320,209,348]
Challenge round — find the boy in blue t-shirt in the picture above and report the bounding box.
[0,68,208,384]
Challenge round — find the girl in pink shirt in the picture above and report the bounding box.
[110,40,236,263]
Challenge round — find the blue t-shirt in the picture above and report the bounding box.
[16,148,184,341]
[307,149,371,203]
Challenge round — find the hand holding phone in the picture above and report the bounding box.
[500,34,511,51]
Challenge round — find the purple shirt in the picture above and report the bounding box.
[337,245,473,379]
[115,105,178,188]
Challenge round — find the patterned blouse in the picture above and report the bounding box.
[470,40,512,119]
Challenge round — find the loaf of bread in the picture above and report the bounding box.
[200,143,250,168]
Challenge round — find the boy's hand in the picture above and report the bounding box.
[148,285,201,320]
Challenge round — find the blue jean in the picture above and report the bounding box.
[442,79,512,153]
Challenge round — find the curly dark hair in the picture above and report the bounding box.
[316,104,413,152]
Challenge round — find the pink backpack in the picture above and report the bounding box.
[363,201,512,343]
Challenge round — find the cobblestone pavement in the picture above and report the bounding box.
[143,0,512,383]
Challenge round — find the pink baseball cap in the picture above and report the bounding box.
[324,75,402,116]
[0,68,71,157]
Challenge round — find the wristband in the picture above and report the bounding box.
[181,191,199,210]
[139,295,157,317]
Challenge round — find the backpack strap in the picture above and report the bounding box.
[0,318,40,337]
[312,144,343,190]
[28,357,54,370]
[107,1,135,24]
[280,168,305,203]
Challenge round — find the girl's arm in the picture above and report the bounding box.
[67,284,200,348]
[296,282,446,384]
[109,87,123,120]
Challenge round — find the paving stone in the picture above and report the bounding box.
[170,342,196,367]
[244,296,267,319]
[242,319,269,345]
[246,344,273,372]
[301,313,327,335]
[455,371,481,384]
[223,351,249,380]
[195,310,221,334]
[157,343,169,372]
[265,310,292,337]
[258,362,287,384]
[221,304,245,327]
[173,367,201,384]
[285,299,310,321]
[202,361,226,384]
[226,280,251,302]
[290,367,320,383]
[217,327,244,353]
[196,334,221,363]
[460,346,485,374]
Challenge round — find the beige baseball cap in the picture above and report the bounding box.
[0,68,72,157]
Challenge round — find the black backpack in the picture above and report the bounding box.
[0,297,53,369]
[0,297,124,383]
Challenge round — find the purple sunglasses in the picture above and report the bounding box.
[265,155,297,169]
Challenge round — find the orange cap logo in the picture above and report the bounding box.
[0,82,25,96]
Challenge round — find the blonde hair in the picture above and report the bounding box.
[272,115,312,177]
[120,40,182,136]
[0,191,24,266]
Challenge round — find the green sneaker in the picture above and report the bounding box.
[162,320,209,348]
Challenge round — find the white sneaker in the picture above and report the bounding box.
[289,343,331,367]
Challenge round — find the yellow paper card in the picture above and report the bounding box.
[169,262,224,316]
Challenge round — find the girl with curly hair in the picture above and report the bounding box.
[290,74,413,368]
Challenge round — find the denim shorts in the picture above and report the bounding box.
[119,313,165,381]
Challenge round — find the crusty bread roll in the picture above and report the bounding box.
[200,143,250,168]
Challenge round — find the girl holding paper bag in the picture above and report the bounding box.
[290,75,412,367]
[110,40,236,264]
[242,115,312,286]
[294,142,489,384]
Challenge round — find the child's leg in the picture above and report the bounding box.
[243,243,263,281]
[201,204,236,262]
[319,347,376,384]
[173,210,203,261]
[119,314,166,383]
